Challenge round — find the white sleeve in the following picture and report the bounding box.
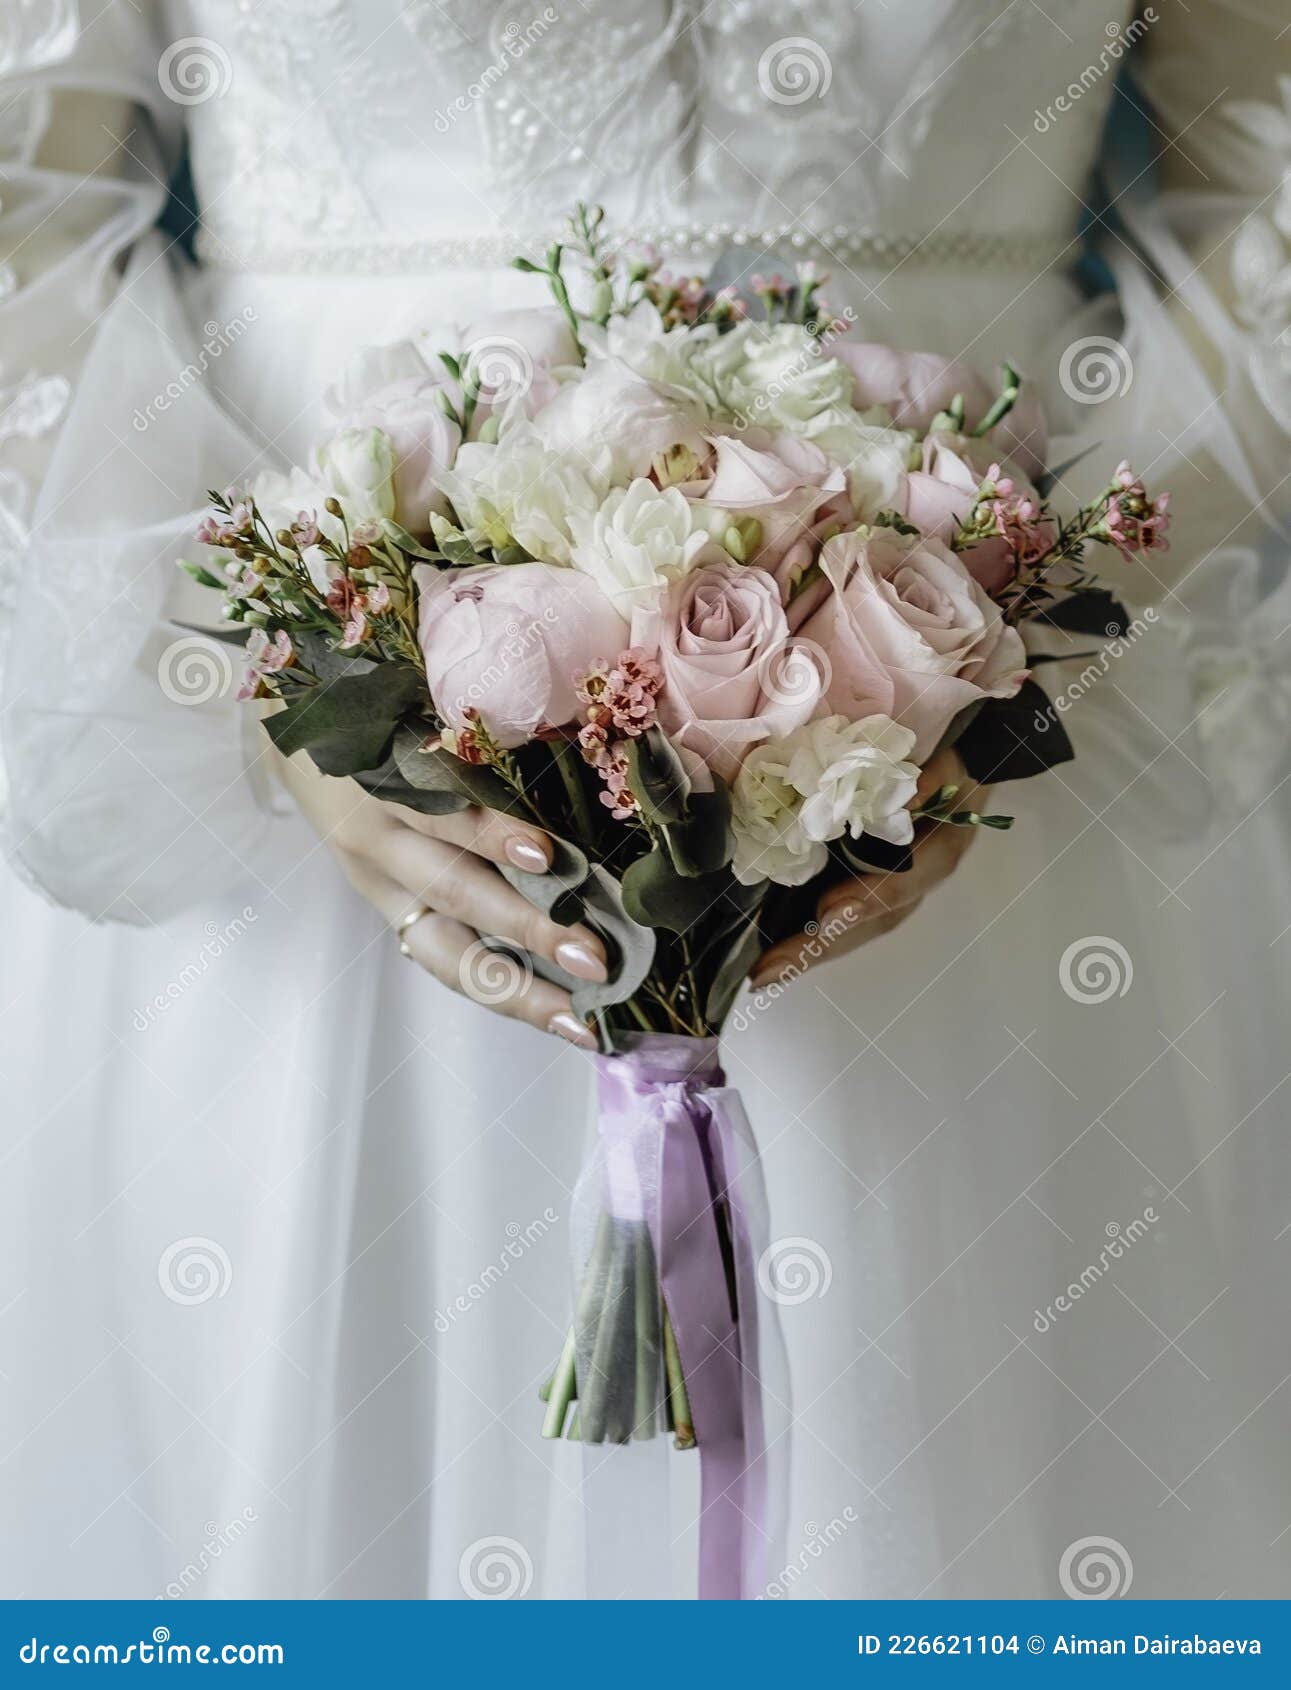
[0,4,278,923]
[1043,1,1291,826]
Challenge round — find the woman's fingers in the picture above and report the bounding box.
[378,820,608,983]
[342,848,595,1047]
[404,912,595,1046]
[394,801,554,875]
[751,898,924,987]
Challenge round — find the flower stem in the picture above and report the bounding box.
[541,1326,578,1439]
[661,1301,695,1450]
[551,739,596,841]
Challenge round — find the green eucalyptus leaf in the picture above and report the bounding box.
[390,724,525,816]
[662,783,732,876]
[569,865,656,1023]
[169,620,250,648]
[626,727,690,826]
[621,849,737,932]
[704,917,764,1029]
[264,663,426,776]
[499,834,592,929]
[380,519,439,561]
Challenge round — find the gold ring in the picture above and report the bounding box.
[397,906,429,956]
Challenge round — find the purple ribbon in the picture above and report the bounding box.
[593,1033,773,1600]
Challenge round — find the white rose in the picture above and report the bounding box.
[570,478,712,615]
[313,427,396,522]
[582,300,711,390]
[683,323,854,433]
[788,715,919,847]
[530,360,707,485]
[801,413,915,518]
[436,432,604,565]
[731,713,920,886]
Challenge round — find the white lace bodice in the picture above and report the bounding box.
[178,0,1120,271]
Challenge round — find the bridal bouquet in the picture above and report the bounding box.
[183,206,1168,1595]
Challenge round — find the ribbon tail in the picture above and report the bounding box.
[654,1091,768,1600]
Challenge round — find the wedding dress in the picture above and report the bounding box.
[3,0,1290,1600]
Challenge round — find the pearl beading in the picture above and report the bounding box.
[195,220,1076,276]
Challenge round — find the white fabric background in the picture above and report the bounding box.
[1,0,1290,1599]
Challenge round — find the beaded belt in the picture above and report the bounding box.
[195,219,1076,276]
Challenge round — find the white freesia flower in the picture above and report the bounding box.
[570,478,712,615]
[731,713,919,886]
[314,427,397,522]
[683,322,854,434]
[436,432,604,565]
[583,300,710,390]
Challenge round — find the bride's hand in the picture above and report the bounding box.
[749,748,989,989]
[275,749,605,1049]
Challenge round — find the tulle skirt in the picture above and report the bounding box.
[2,249,1290,1598]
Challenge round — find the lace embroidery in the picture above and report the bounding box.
[190,1,381,258]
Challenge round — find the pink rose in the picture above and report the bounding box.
[459,306,580,421]
[771,534,832,632]
[696,430,848,569]
[900,435,1019,595]
[655,560,823,782]
[330,378,461,534]
[415,562,627,748]
[835,343,993,431]
[834,343,1048,479]
[798,528,1028,758]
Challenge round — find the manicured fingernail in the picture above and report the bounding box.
[506,836,550,873]
[555,939,607,983]
[750,961,787,990]
[548,1012,597,1050]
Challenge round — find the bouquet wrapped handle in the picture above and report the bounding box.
[566,1034,779,1600]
